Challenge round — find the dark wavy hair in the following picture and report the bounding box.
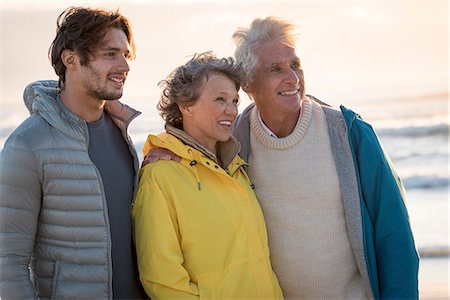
[158,52,243,129]
[48,6,136,89]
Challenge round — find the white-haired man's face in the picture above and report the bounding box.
[245,40,304,121]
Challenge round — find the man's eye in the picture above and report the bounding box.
[271,67,283,73]
[291,63,301,70]
[233,98,240,106]
[216,97,226,103]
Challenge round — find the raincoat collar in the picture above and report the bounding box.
[166,124,241,169]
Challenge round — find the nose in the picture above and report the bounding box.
[118,54,130,73]
[284,68,300,85]
[224,101,238,118]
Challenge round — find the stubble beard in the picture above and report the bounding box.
[83,66,124,101]
[87,86,123,101]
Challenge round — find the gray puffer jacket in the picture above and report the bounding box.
[0,80,140,299]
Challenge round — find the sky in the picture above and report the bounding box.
[0,0,448,142]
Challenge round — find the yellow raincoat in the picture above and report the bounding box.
[132,127,283,299]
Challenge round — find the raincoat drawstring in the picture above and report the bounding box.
[239,162,255,190]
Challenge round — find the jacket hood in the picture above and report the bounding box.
[23,80,87,141]
[23,80,60,114]
[23,80,141,141]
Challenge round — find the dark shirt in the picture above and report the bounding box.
[88,111,146,299]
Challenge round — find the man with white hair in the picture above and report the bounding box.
[231,16,419,299]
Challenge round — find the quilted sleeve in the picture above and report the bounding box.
[0,134,41,299]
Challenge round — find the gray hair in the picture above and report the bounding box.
[158,51,243,129]
[232,16,298,85]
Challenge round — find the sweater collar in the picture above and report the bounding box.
[257,110,278,138]
[250,97,313,149]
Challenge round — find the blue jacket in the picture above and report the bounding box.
[232,96,419,299]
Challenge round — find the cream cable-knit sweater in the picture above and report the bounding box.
[248,98,368,299]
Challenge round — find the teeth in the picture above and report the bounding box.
[109,76,124,83]
[218,120,232,126]
[279,90,298,96]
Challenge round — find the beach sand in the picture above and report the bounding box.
[420,257,449,299]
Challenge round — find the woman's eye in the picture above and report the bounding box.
[233,98,240,106]
[216,97,226,103]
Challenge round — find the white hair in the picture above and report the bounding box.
[232,16,298,85]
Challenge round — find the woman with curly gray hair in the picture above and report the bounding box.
[132,52,283,299]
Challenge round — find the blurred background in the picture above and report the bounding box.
[1,0,448,298]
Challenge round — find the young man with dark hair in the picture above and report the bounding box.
[0,7,146,299]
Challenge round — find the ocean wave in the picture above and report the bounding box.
[418,246,450,258]
[403,175,449,189]
[376,123,449,137]
[390,151,448,162]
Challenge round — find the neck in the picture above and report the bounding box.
[60,87,105,122]
[182,122,217,156]
[259,108,301,138]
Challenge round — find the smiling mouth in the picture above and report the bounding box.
[278,89,299,96]
[108,75,125,85]
[218,120,233,128]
